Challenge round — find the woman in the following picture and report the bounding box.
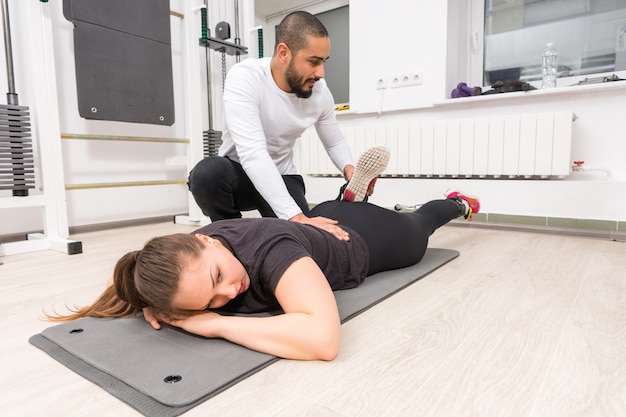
[48,144,479,361]
[48,188,479,361]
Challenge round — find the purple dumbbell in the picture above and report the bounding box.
[451,82,482,98]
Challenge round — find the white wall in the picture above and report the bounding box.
[2,0,625,238]
[304,85,626,222]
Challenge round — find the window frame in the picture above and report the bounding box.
[468,0,626,89]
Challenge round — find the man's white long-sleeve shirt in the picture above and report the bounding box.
[220,57,353,220]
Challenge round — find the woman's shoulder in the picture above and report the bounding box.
[194,218,306,242]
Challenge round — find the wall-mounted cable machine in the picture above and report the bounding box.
[175,0,249,227]
[0,0,81,259]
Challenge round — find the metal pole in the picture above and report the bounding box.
[1,0,30,197]
[233,0,241,62]
[1,0,17,105]
[203,1,214,130]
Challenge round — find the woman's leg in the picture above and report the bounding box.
[310,199,464,275]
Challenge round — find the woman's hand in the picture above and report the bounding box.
[142,307,162,330]
[143,307,221,337]
[158,310,222,337]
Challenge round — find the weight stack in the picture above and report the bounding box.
[203,129,222,157]
[0,104,35,196]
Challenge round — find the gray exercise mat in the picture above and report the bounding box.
[30,248,458,417]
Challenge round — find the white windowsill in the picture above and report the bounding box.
[433,80,626,107]
[332,79,626,117]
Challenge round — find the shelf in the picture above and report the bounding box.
[0,194,45,209]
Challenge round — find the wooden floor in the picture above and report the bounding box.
[1,221,624,417]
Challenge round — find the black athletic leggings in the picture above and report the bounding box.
[310,199,462,276]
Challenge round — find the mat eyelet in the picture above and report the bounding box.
[164,375,182,384]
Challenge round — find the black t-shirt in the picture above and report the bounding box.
[193,218,369,314]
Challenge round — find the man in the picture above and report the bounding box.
[188,11,382,241]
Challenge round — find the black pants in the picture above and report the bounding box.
[188,156,311,220]
[310,199,462,276]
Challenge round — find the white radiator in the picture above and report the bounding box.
[300,111,575,179]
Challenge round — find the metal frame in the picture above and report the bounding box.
[0,1,81,257]
[174,0,211,227]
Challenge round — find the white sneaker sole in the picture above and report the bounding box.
[344,146,390,202]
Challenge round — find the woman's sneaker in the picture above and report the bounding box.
[445,188,480,221]
[341,146,390,202]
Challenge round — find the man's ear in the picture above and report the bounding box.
[275,42,291,63]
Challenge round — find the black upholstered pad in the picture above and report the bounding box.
[63,0,175,125]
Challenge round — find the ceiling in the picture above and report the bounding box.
[255,0,322,19]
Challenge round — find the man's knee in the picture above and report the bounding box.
[188,157,232,193]
[189,156,229,181]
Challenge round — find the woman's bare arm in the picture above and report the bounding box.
[161,257,341,360]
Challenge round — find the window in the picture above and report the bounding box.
[474,0,626,86]
[315,6,350,104]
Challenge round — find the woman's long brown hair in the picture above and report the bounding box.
[46,233,205,321]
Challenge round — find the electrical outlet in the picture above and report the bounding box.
[390,75,403,88]
[407,72,423,86]
[390,72,423,88]
[376,77,387,89]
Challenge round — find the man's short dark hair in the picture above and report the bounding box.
[275,11,329,54]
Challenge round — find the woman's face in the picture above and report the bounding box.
[172,234,250,310]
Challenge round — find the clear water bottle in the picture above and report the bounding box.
[541,42,558,89]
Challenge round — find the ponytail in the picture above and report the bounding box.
[46,251,144,321]
[46,233,204,322]
[114,251,148,309]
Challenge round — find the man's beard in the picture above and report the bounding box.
[285,59,318,98]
